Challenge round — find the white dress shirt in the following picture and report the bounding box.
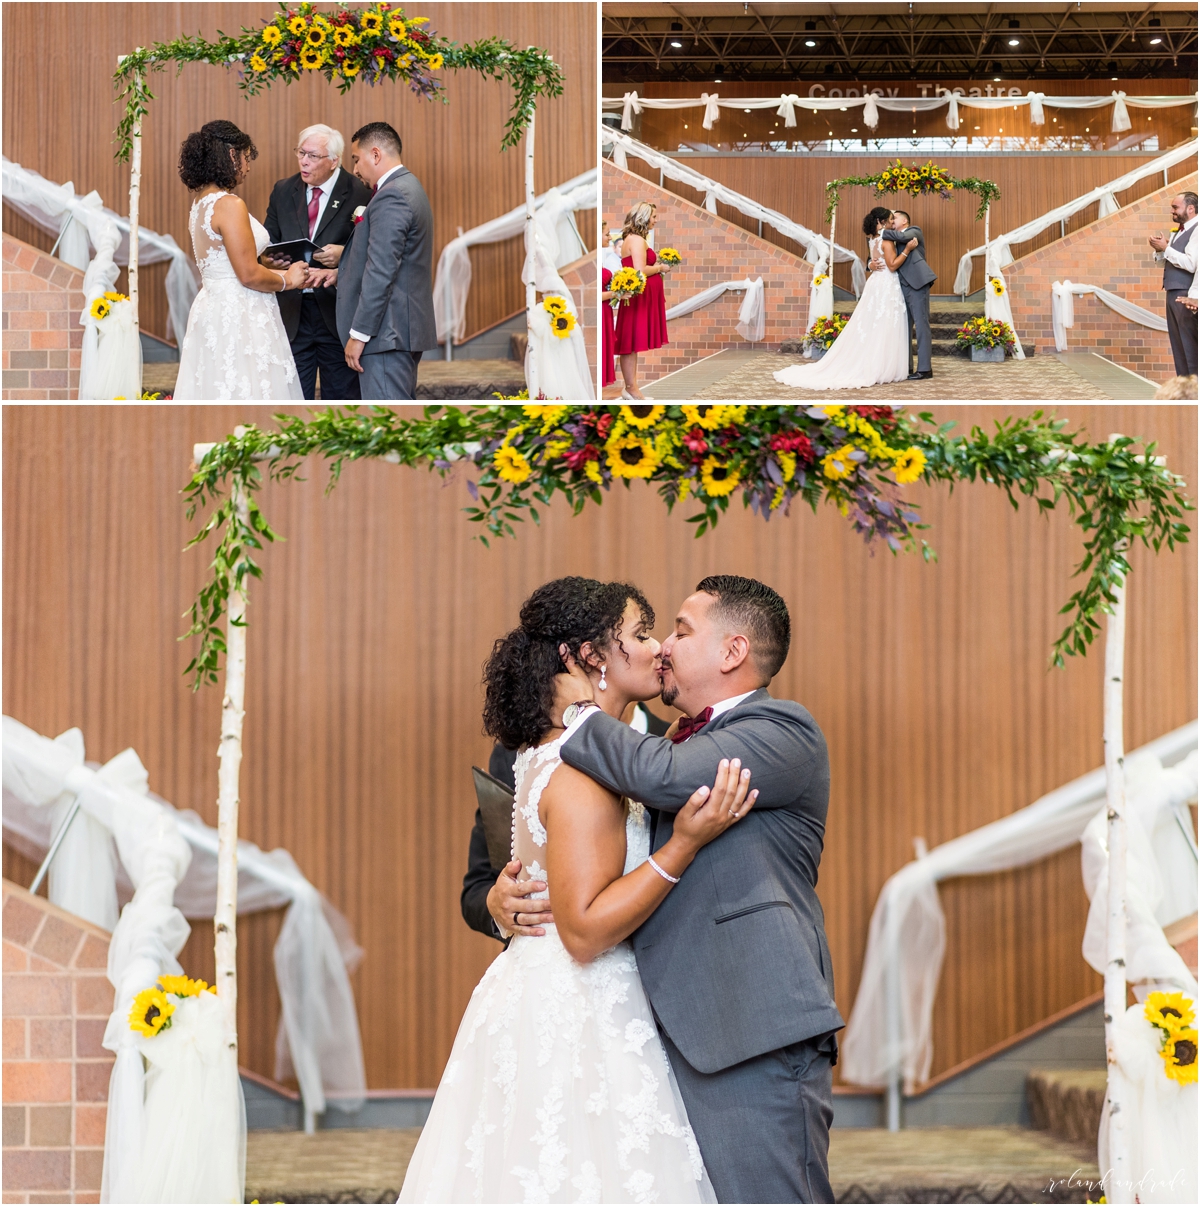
[1156,214,1197,275]
[350,163,404,344]
[302,166,340,294]
[563,688,756,744]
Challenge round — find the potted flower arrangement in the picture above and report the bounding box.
[955,316,1016,362]
[804,313,848,360]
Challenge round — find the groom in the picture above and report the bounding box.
[330,122,437,399]
[881,210,936,380]
[495,575,842,1203]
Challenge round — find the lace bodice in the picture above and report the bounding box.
[188,191,270,284]
[512,736,650,899]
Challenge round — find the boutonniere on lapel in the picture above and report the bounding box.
[352,205,366,225]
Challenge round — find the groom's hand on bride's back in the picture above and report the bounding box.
[487,858,555,937]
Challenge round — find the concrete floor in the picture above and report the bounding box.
[244,1124,1101,1203]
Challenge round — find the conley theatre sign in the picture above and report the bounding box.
[807,82,1035,99]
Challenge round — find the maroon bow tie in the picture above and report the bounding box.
[670,706,713,744]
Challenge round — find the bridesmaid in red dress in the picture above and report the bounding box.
[601,265,616,388]
[614,202,672,400]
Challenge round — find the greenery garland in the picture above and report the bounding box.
[825,159,1001,222]
[182,404,1191,690]
[114,2,564,161]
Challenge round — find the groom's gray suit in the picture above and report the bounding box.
[883,224,937,375]
[561,689,842,1204]
[335,166,437,399]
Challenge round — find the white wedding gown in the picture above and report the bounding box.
[174,191,303,400]
[399,734,714,1204]
[774,235,910,390]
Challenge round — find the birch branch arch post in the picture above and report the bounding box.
[184,404,1190,1165]
[113,3,563,390]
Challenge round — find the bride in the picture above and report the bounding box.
[174,121,305,400]
[774,206,915,391]
[399,577,756,1203]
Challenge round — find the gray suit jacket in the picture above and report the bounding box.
[883,224,937,290]
[560,688,843,1074]
[335,166,437,354]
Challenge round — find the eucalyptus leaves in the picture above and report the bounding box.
[182,406,1191,691]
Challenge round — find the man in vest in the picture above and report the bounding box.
[1148,191,1198,377]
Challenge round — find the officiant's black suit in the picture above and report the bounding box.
[263,170,373,400]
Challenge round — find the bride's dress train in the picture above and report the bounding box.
[399,735,714,1203]
[173,191,303,400]
[774,234,910,391]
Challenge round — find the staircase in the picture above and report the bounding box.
[834,299,983,358]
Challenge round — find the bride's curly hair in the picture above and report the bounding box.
[178,120,258,191]
[483,577,654,749]
[862,206,892,237]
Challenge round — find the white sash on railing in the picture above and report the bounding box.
[1051,280,1168,351]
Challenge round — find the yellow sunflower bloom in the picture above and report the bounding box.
[359,11,383,33]
[89,298,111,321]
[299,46,325,69]
[306,25,327,46]
[521,404,570,432]
[103,291,126,302]
[158,974,215,998]
[388,16,407,38]
[620,404,665,428]
[681,404,727,430]
[541,296,568,314]
[333,26,356,46]
[249,53,268,71]
[1159,1027,1198,1085]
[312,13,332,29]
[426,52,444,71]
[607,434,659,480]
[699,455,740,497]
[287,15,307,34]
[990,279,1005,296]
[821,447,856,481]
[1145,991,1196,1031]
[262,24,283,45]
[493,445,532,484]
[892,446,927,484]
[342,61,361,76]
[129,986,174,1037]
[549,311,576,339]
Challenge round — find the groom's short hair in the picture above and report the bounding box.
[892,209,910,224]
[351,121,402,158]
[696,575,791,680]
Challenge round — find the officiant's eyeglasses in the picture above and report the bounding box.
[295,149,334,162]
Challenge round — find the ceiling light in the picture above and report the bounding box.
[994,77,1001,82]
[744,107,751,113]
[850,127,858,132]
[805,40,817,47]
[1150,37,1162,45]
[1111,77,1118,81]
[974,125,981,130]
[683,123,688,129]
[714,78,722,83]
[670,40,682,48]
[1007,38,1020,47]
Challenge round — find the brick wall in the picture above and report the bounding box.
[1005,172,1198,383]
[603,162,813,381]
[2,235,85,400]
[3,881,113,1204]
[558,252,599,388]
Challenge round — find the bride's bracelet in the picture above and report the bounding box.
[647,854,680,884]
[275,271,288,292]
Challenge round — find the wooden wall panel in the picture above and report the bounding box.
[2,4,595,342]
[3,405,1195,1089]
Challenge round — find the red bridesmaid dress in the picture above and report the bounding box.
[615,247,668,354]
[601,268,617,387]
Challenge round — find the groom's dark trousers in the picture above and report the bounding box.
[561,689,843,1204]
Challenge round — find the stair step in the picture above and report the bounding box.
[1026,1069,1106,1144]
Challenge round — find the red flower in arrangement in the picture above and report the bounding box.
[682,427,709,457]
[770,432,815,461]
[563,444,600,472]
[714,424,740,447]
[410,28,430,45]
[848,405,895,425]
[577,412,614,440]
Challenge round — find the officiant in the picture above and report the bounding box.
[262,124,373,400]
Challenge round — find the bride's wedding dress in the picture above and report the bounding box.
[774,235,910,391]
[399,734,714,1204]
[174,191,303,400]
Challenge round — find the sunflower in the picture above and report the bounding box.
[312,12,332,29]
[305,25,327,46]
[299,46,325,69]
[821,447,856,481]
[892,446,927,484]
[620,404,665,428]
[493,445,532,484]
[342,60,361,76]
[89,297,111,321]
[129,986,174,1037]
[387,16,407,38]
[541,295,568,315]
[262,24,283,46]
[549,311,576,339]
[1145,991,1196,1031]
[359,10,383,33]
[607,434,659,480]
[158,974,215,998]
[287,15,307,34]
[681,404,727,430]
[425,52,444,71]
[699,455,740,496]
[333,25,357,46]
[249,53,268,71]
[1159,1026,1198,1085]
[521,404,570,432]
[103,291,127,302]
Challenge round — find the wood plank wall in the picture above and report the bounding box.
[1,4,595,343]
[604,79,1196,293]
[3,406,1195,1090]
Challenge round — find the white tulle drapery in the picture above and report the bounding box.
[952,140,1199,295]
[1051,280,1170,352]
[1,716,366,1140]
[603,90,1197,133]
[432,168,594,345]
[664,277,765,341]
[604,128,867,297]
[1082,748,1198,1204]
[2,157,198,346]
[521,180,597,401]
[840,723,1197,1095]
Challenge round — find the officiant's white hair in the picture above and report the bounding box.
[297,124,344,161]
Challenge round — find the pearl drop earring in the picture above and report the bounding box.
[598,664,608,691]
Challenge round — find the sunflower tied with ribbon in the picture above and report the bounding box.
[1145,991,1198,1085]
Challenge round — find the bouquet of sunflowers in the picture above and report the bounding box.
[657,247,682,267]
[877,160,955,200]
[1144,991,1197,1085]
[955,315,1015,352]
[541,295,577,340]
[608,266,646,312]
[129,975,216,1038]
[88,291,129,322]
[805,313,849,351]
